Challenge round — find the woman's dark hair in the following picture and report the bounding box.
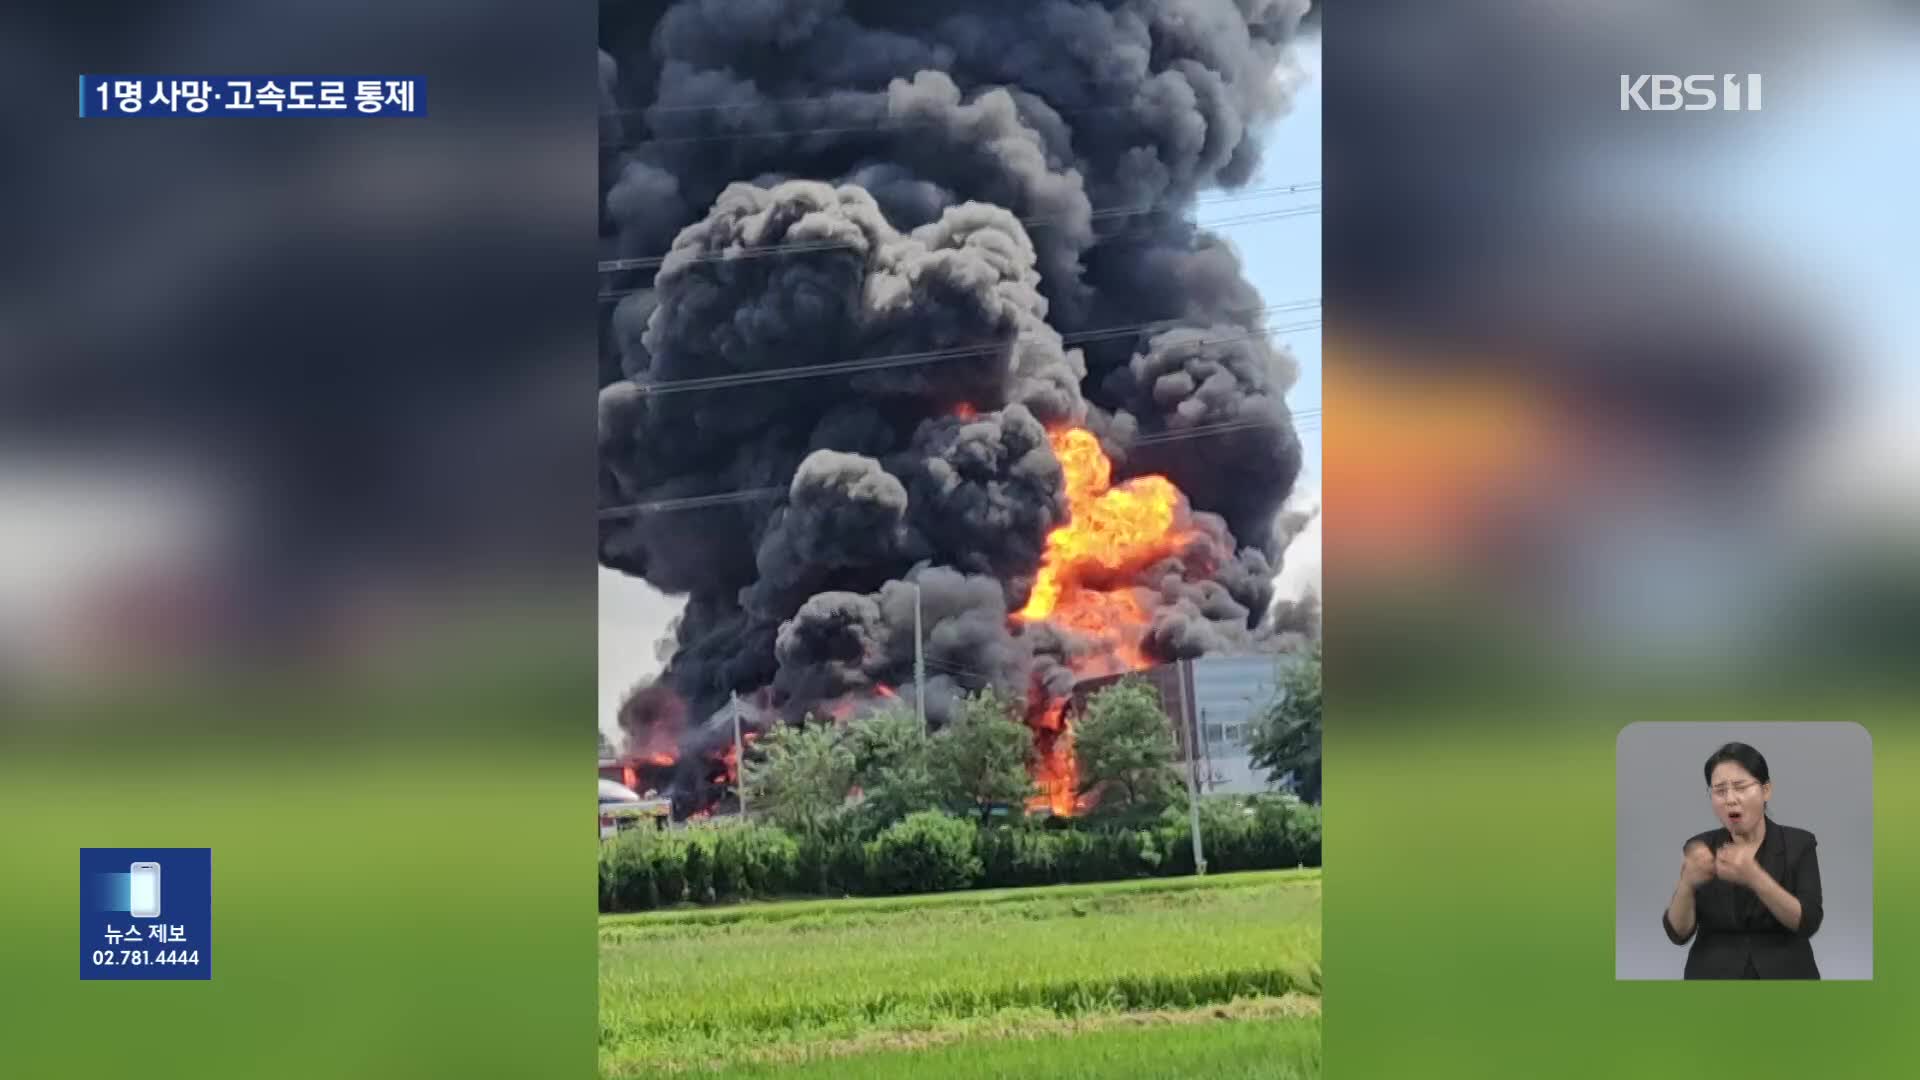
[1703,742,1770,787]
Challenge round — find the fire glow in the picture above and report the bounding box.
[1018,428,1191,642]
[1028,700,1079,816]
[1016,427,1195,815]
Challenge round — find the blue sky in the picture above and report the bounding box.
[1722,39,1917,389]
[1243,33,1323,493]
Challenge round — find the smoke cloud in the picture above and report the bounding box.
[600,0,1315,811]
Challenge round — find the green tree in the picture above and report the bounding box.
[1250,645,1322,803]
[1074,679,1184,816]
[933,688,1035,824]
[844,705,938,830]
[743,721,855,835]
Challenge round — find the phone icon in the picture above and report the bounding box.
[129,862,162,918]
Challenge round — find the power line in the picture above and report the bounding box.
[597,195,1320,285]
[598,402,1323,520]
[598,487,788,516]
[924,657,978,673]
[625,316,1319,398]
[619,301,1313,396]
[598,209,1318,303]
[1081,181,1320,222]
[604,102,1165,148]
[603,202,1319,285]
[925,658,996,680]
[621,304,1319,397]
[602,70,1279,120]
[1131,411,1320,448]
[597,182,1320,275]
[600,99,1243,151]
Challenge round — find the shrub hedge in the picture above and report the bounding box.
[863,810,984,894]
[599,793,1320,912]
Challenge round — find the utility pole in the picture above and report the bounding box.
[914,583,927,733]
[1200,706,1214,794]
[730,692,748,817]
[1176,658,1205,876]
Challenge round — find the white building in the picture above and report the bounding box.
[1189,654,1293,795]
[1068,652,1309,798]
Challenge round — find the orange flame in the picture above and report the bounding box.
[1013,427,1193,815]
[1017,429,1190,630]
[1015,428,1190,677]
[1026,699,1081,816]
[875,684,899,700]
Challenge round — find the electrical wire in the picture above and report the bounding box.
[597,182,1320,275]
[600,202,1318,290]
[620,312,1318,397]
[599,401,1321,519]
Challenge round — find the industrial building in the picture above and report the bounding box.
[1069,654,1305,797]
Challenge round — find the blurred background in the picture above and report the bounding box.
[1325,0,1919,1075]
[0,3,595,1078]
[1328,0,1916,688]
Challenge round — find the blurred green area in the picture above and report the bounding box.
[705,1014,1322,1080]
[1326,692,1908,1077]
[0,622,594,1080]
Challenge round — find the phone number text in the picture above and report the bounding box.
[89,949,200,966]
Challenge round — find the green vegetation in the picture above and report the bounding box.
[598,794,1320,911]
[861,809,983,894]
[598,870,1321,1078]
[605,682,1319,912]
[931,688,1038,823]
[1250,645,1322,802]
[603,869,1317,935]
[1074,680,1186,817]
[843,706,939,830]
[745,722,856,835]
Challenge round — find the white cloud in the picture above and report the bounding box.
[598,567,685,742]
[1270,487,1322,607]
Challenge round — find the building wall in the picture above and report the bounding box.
[1191,654,1297,796]
[1068,653,1304,797]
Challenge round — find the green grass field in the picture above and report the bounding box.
[599,869,1322,1078]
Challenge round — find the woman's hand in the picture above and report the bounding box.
[1680,841,1715,889]
[1715,843,1760,888]
[1666,842,1714,942]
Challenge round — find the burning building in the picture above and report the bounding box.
[599,0,1318,817]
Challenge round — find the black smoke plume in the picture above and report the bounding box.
[601,0,1315,813]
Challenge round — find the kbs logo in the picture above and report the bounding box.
[1620,74,1762,111]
